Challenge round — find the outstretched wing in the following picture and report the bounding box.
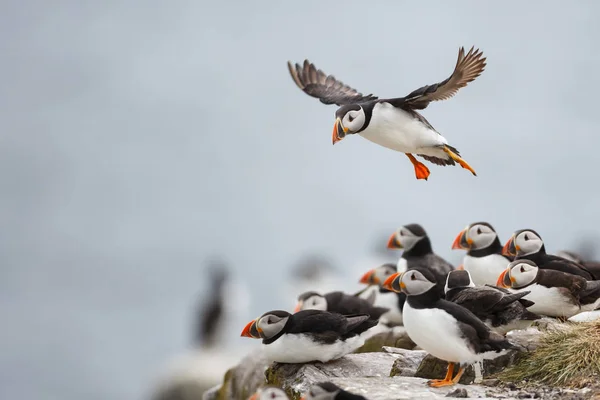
[287,60,378,106]
[393,46,487,110]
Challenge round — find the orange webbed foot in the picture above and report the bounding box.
[406,153,431,180]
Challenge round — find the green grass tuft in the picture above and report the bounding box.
[499,320,600,387]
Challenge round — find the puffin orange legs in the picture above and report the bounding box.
[427,362,455,387]
[406,153,431,180]
[442,145,477,176]
[427,362,465,387]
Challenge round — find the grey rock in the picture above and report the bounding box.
[266,353,401,398]
[354,326,417,353]
[388,348,428,377]
[446,388,468,398]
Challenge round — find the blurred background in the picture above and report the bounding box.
[2,1,600,399]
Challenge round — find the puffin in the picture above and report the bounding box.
[287,46,486,180]
[556,250,600,280]
[193,263,228,347]
[294,291,389,322]
[240,309,377,363]
[387,223,455,297]
[358,263,406,326]
[444,270,540,335]
[496,260,600,318]
[382,268,515,387]
[249,387,289,400]
[502,229,594,280]
[301,382,366,400]
[451,222,513,286]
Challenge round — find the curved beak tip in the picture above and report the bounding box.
[241,320,257,338]
[359,270,375,284]
[451,230,470,250]
[502,238,516,256]
[293,302,302,313]
[332,118,345,145]
[387,233,401,249]
[496,270,510,288]
[382,273,399,291]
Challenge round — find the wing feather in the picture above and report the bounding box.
[395,46,487,110]
[287,60,378,106]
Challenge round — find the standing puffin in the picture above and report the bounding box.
[387,223,455,297]
[502,229,594,280]
[358,263,406,326]
[301,382,366,400]
[451,222,513,286]
[249,387,290,400]
[240,309,377,363]
[444,270,540,335]
[287,46,486,180]
[496,260,600,318]
[382,268,515,387]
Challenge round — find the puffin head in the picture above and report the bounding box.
[248,387,289,400]
[301,382,345,400]
[383,268,437,296]
[452,222,498,251]
[503,229,544,257]
[294,291,327,312]
[387,224,427,252]
[332,104,366,144]
[359,263,397,286]
[240,310,290,340]
[496,259,539,289]
[444,270,475,294]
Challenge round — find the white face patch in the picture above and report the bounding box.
[395,227,422,252]
[401,270,436,295]
[467,224,497,250]
[342,107,366,133]
[298,295,327,311]
[514,230,543,256]
[509,262,538,288]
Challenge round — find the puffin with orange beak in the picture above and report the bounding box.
[358,263,406,326]
[382,268,516,388]
[496,260,600,318]
[387,223,454,297]
[294,290,389,323]
[502,229,594,280]
[240,309,377,363]
[287,46,486,180]
[300,382,366,400]
[450,222,512,286]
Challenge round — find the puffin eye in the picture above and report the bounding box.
[348,114,355,122]
[524,234,529,241]
[399,231,404,236]
[411,274,416,280]
[476,228,482,235]
[270,392,276,399]
[520,266,525,273]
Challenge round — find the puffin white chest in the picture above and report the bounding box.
[463,254,510,286]
[358,103,445,153]
[261,333,365,363]
[402,302,476,363]
[517,285,580,318]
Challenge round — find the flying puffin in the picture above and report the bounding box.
[496,260,600,318]
[249,386,290,400]
[300,382,367,400]
[502,229,594,280]
[358,263,406,326]
[287,46,486,180]
[444,270,540,335]
[240,309,377,363]
[294,290,389,323]
[387,223,455,297]
[382,268,515,387]
[451,222,513,286]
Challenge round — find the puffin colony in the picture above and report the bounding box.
[236,47,600,398]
